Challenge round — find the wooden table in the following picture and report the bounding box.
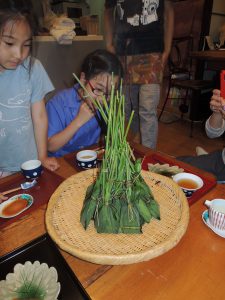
[1,144,225,300]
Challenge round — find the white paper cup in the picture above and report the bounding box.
[173,172,203,197]
[205,199,225,230]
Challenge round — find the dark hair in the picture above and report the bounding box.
[0,0,38,36]
[81,49,123,81]
[0,0,38,71]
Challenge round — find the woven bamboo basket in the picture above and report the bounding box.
[46,169,189,265]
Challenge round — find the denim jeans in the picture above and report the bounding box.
[125,83,160,149]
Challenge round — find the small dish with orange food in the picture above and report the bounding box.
[0,194,33,218]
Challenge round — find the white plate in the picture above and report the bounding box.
[0,194,33,218]
[0,261,60,300]
[202,210,225,238]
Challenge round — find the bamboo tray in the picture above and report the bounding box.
[46,170,189,265]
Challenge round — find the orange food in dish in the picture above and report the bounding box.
[2,198,28,216]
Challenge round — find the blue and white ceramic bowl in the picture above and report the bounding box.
[76,150,97,169]
[21,160,43,179]
[172,172,203,197]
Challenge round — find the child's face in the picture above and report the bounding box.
[0,19,32,72]
[86,73,119,101]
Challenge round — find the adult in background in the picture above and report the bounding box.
[104,0,174,149]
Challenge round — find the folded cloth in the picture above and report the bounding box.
[49,16,76,44]
[58,39,74,45]
[50,28,76,44]
[52,16,75,29]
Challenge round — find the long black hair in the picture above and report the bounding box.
[0,0,38,71]
[0,0,38,35]
[81,49,123,81]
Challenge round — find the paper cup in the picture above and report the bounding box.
[205,199,225,230]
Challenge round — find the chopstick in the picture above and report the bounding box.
[2,186,21,196]
[93,146,105,153]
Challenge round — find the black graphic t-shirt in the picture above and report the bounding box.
[105,0,165,55]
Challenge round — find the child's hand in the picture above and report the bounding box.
[0,193,8,203]
[76,102,95,126]
[41,157,60,172]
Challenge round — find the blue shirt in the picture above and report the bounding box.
[46,84,101,157]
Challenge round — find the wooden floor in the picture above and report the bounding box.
[157,116,225,157]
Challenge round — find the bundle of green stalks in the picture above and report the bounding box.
[73,74,160,234]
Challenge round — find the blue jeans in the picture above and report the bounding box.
[125,83,160,149]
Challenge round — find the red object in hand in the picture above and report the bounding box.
[221,70,225,98]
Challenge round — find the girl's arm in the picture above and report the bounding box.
[31,100,59,171]
[47,101,94,152]
[162,0,174,67]
[104,6,116,54]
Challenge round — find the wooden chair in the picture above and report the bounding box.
[159,36,214,136]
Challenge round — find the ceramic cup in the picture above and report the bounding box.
[205,199,225,230]
[21,160,43,179]
[173,172,204,197]
[76,150,97,169]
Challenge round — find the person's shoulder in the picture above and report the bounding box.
[48,86,78,107]
[23,57,42,69]
[31,57,45,72]
[22,57,47,78]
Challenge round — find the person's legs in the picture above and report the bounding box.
[139,83,160,149]
[177,150,225,181]
[124,84,140,138]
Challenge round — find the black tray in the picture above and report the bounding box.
[0,234,91,300]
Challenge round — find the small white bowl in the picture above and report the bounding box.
[173,172,203,197]
[76,150,97,169]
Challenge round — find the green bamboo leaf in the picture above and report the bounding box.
[119,203,142,234]
[95,205,119,233]
[135,199,152,223]
[80,197,97,229]
[134,158,142,173]
[111,198,122,221]
[148,199,160,220]
[84,183,95,202]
